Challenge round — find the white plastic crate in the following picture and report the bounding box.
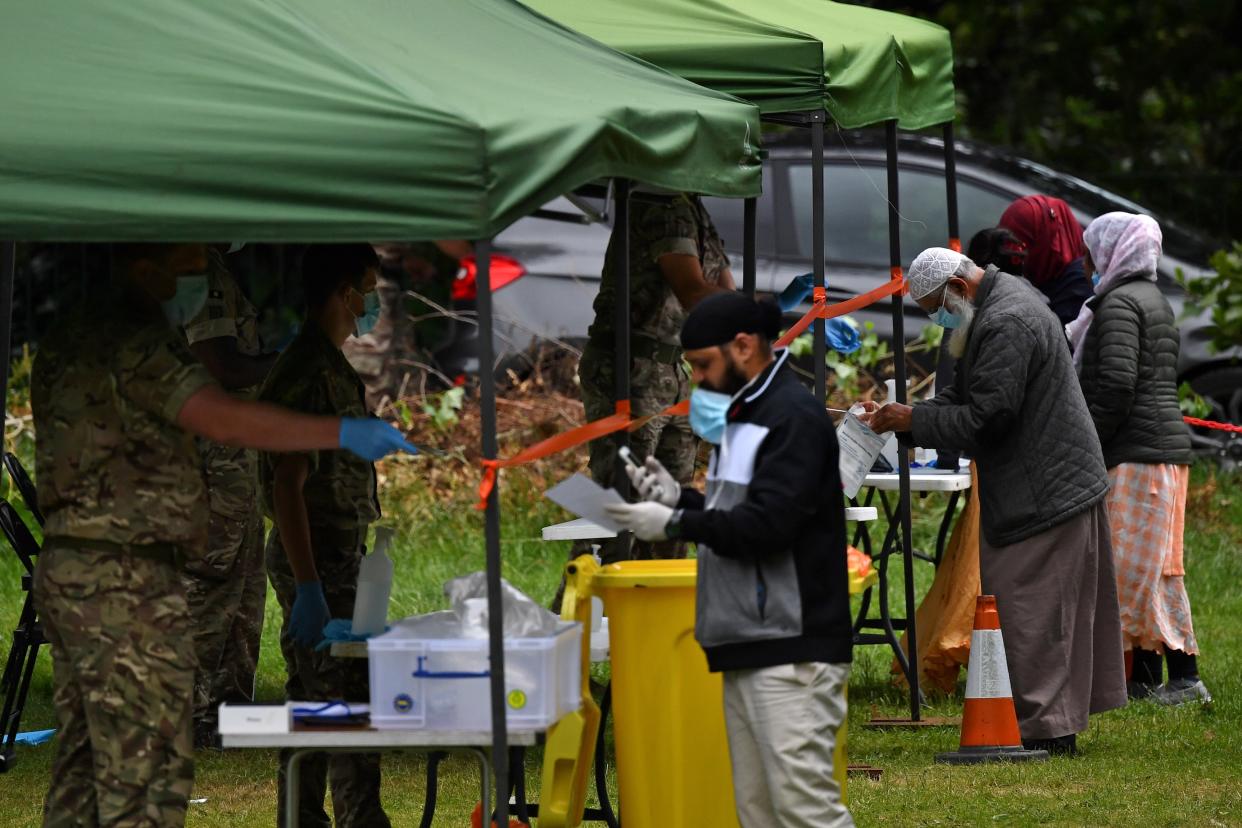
[368,611,581,731]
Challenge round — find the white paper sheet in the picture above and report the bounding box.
[543,473,626,532]
[837,413,889,499]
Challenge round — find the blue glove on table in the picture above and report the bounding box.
[290,581,331,648]
[778,272,816,312]
[826,318,861,354]
[314,618,391,651]
[339,418,419,461]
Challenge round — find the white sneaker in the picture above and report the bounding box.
[1152,678,1213,706]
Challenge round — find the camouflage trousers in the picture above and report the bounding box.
[183,508,266,745]
[266,529,390,828]
[577,344,697,563]
[33,544,194,828]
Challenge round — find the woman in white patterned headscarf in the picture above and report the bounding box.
[1073,212,1209,706]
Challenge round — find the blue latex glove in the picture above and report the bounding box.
[778,272,816,312]
[339,418,419,461]
[289,581,331,648]
[826,318,861,354]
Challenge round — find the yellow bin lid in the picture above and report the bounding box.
[592,559,697,588]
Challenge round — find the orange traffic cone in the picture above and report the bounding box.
[935,595,1049,764]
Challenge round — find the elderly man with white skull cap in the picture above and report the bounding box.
[862,247,1128,755]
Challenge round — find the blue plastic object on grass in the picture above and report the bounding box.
[14,728,55,746]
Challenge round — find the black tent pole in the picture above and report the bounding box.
[885,121,921,721]
[0,243,14,441]
[475,239,510,823]
[943,122,960,254]
[613,180,632,498]
[742,197,757,297]
[811,115,826,401]
[935,122,961,396]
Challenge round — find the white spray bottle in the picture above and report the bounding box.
[352,526,395,637]
[879,379,907,472]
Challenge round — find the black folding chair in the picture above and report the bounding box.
[3,453,44,528]
[0,453,45,772]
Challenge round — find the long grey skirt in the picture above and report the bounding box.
[980,500,1128,740]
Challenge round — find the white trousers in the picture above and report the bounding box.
[723,662,853,828]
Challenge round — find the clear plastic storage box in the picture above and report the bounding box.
[367,611,582,731]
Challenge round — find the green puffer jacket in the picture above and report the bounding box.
[1076,276,1193,468]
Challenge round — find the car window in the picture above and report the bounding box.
[702,167,775,256]
[784,163,1012,267]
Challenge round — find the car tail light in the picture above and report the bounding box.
[452,254,526,302]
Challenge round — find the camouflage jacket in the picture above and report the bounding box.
[32,290,216,551]
[258,323,380,531]
[587,193,730,350]
[183,250,265,520]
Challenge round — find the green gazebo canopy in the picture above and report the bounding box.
[527,0,956,128]
[0,0,762,242]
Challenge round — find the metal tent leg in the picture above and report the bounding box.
[743,196,757,297]
[0,243,15,426]
[885,121,921,722]
[475,239,510,823]
[612,180,632,500]
[811,117,826,401]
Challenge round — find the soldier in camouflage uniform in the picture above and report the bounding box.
[578,193,734,563]
[182,246,277,747]
[258,244,390,828]
[345,240,471,408]
[31,244,414,828]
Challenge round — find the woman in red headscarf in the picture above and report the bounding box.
[999,195,1094,327]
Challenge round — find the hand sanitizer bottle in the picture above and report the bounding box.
[879,379,906,471]
[352,526,394,637]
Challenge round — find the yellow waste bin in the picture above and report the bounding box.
[595,558,849,827]
[593,559,737,828]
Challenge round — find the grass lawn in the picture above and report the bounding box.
[0,451,1238,827]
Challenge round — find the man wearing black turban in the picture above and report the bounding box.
[607,293,855,827]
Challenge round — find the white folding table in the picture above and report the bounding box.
[851,464,973,708]
[221,717,541,828]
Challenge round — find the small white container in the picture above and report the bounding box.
[368,611,581,731]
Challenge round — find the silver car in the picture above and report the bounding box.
[489,131,1239,466]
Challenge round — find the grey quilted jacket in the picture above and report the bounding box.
[911,267,1109,547]
[1075,276,1193,468]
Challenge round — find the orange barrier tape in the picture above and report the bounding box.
[1184,416,1242,434]
[475,399,692,509]
[476,277,904,508]
[774,277,906,348]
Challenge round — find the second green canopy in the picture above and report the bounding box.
[527,0,955,129]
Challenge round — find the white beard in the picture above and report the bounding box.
[946,292,976,359]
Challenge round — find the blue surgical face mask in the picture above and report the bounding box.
[932,288,962,330]
[689,387,731,445]
[351,289,381,337]
[161,273,209,327]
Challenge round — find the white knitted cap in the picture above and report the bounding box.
[908,247,973,299]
